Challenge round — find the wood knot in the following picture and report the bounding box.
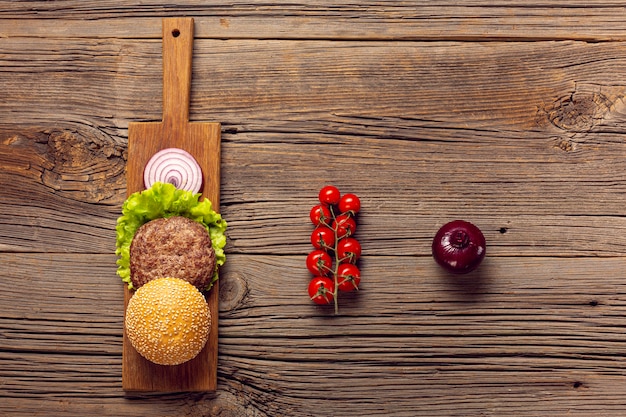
[553,138,575,153]
[543,89,613,133]
[219,271,249,312]
[558,139,572,152]
[41,126,125,203]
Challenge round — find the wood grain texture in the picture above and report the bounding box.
[3,2,626,41]
[2,2,626,416]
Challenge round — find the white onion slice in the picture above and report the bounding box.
[143,147,203,193]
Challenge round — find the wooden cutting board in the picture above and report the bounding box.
[123,17,221,392]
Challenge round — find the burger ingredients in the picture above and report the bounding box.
[336,263,361,292]
[310,204,332,226]
[332,214,356,239]
[432,220,486,274]
[338,193,361,215]
[306,249,333,276]
[318,185,341,205]
[116,182,227,290]
[307,186,362,314]
[143,147,203,193]
[308,276,335,305]
[130,216,216,290]
[311,226,335,250]
[125,277,211,366]
[336,237,361,264]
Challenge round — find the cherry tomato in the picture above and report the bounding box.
[310,204,332,226]
[319,185,341,206]
[339,193,361,215]
[306,249,333,276]
[336,237,361,263]
[333,214,356,238]
[311,226,335,250]
[336,263,361,292]
[308,276,335,305]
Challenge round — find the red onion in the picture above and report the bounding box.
[432,220,486,274]
[143,147,203,193]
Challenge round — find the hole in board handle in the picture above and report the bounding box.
[172,29,180,38]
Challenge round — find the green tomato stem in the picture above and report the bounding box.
[329,204,340,315]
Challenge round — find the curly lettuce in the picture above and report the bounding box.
[115,182,227,291]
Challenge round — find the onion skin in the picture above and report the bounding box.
[432,220,486,274]
[143,147,203,193]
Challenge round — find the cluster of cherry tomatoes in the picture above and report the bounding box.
[306,185,362,313]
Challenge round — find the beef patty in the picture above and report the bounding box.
[130,216,216,290]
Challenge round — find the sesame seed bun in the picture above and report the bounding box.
[125,277,211,366]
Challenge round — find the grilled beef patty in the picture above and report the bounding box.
[130,216,216,290]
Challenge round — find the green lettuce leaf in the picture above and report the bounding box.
[115,182,227,291]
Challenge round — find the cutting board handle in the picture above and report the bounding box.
[162,17,194,126]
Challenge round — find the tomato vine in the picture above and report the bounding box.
[307,186,361,314]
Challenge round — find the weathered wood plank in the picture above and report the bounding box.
[3,2,626,41]
[3,37,626,130]
[1,253,626,416]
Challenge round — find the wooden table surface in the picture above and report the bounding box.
[3,2,626,416]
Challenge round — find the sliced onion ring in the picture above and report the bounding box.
[143,147,203,193]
